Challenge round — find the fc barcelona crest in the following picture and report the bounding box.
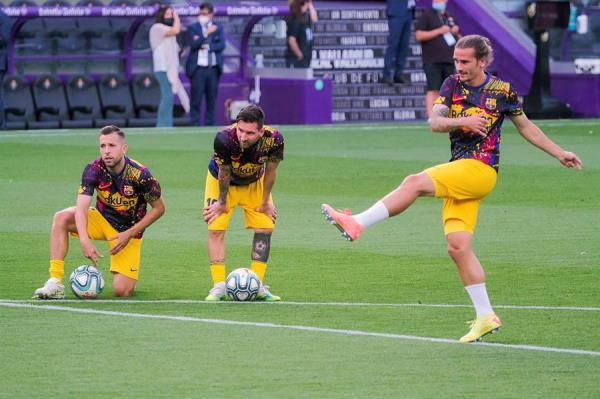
[123,185,134,196]
[485,98,497,110]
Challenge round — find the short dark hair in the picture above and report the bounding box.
[155,6,171,24]
[456,35,494,65]
[200,2,213,13]
[236,104,265,130]
[99,125,125,138]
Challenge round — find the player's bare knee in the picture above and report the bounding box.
[447,240,470,260]
[114,286,134,297]
[208,230,225,240]
[251,232,271,262]
[401,174,426,194]
[52,209,74,230]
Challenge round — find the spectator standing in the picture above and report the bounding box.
[149,7,190,128]
[382,0,414,85]
[285,0,318,68]
[185,2,225,126]
[415,0,460,120]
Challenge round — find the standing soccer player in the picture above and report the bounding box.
[34,125,165,299]
[321,35,582,343]
[203,105,284,301]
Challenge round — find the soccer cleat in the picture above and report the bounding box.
[321,204,363,241]
[205,282,227,301]
[33,277,65,299]
[256,284,281,302]
[459,312,502,343]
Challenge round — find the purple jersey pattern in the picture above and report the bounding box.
[78,157,161,238]
[208,124,285,186]
[435,73,523,171]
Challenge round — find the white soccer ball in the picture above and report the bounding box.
[69,265,105,299]
[225,268,261,301]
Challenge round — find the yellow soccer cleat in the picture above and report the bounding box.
[459,312,502,343]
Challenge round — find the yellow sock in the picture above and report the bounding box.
[250,261,267,282]
[210,263,226,284]
[49,259,65,280]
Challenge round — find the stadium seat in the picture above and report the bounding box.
[130,73,159,118]
[130,73,189,126]
[97,74,136,126]
[30,75,66,129]
[65,74,126,128]
[3,75,34,130]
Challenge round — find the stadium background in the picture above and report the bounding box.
[3,0,600,128]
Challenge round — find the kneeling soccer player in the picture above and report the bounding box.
[34,125,165,299]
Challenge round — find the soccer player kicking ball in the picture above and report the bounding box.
[322,35,582,343]
[34,125,165,299]
[203,105,284,301]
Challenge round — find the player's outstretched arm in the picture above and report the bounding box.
[510,113,583,170]
[430,104,488,137]
[108,197,166,255]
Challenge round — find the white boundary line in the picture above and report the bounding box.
[1,301,599,357]
[1,299,599,312]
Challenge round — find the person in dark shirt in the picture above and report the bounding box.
[416,0,461,120]
[34,125,165,299]
[203,105,284,301]
[382,0,413,84]
[285,0,318,68]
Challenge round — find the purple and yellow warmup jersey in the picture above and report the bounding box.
[435,73,523,171]
[78,157,162,238]
[208,124,285,186]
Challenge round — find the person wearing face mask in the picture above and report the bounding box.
[415,0,460,121]
[149,6,190,127]
[285,0,318,68]
[185,2,225,126]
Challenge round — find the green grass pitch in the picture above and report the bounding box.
[1,120,599,398]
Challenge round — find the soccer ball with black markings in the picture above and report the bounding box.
[69,265,105,299]
[226,268,260,301]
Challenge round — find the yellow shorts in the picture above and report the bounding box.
[71,208,142,280]
[424,159,497,235]
[204,172,274,231]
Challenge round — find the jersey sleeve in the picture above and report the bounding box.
[213,133,231,167]
[434,75,456,108]
[504,84,524,116]
[268,132,285,163]
[78,163,98,196]
[139,169,162,203]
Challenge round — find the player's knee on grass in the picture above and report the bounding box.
[113,274,136,297]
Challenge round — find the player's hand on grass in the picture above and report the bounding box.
[558,151,583,170]
[203,201,228,224]
[256,203,277,222]
[462,114,488,137]
[81,240,103,267]
[107,231,134,255]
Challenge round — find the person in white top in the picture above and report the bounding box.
[149,7,190,127]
